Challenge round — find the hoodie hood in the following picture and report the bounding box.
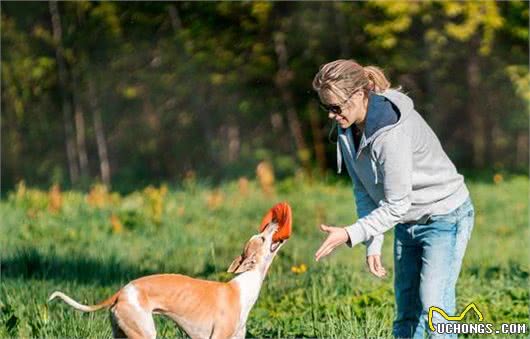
[364,92,399,140]
[336,89,414,174]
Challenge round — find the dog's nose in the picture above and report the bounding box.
[261,222,279,236]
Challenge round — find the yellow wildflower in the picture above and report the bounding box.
[493,173,503,184]
[291,263,307,274]
[111,214,123,234]
[48,184,62,213]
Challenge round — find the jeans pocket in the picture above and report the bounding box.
[457,207,475,242]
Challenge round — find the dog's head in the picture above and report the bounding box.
[227,221,286,274]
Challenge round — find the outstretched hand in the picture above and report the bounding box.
[314,224,349,261]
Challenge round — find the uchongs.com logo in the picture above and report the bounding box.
[428,303,528,335]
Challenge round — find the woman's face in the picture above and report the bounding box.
[320,89,368,129]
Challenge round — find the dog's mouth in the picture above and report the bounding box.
[270,240,284,253]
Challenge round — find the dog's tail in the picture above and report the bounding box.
[48,290,120,312]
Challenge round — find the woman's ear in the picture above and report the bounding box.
[354,90,366,100]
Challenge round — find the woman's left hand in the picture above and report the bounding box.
[366,254,387,278]
[315,224,349,261]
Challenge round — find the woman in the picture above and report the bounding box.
[312,59,474,338]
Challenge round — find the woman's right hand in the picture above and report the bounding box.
[366,254,387,278]
[314,224,349,262]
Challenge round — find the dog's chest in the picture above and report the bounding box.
[233,271,262,325]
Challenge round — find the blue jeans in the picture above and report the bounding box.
[392,197,474,339]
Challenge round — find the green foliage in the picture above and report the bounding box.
[441,1,503,55]
[1,176,528,337]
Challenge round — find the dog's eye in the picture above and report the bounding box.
[260,236,265,242]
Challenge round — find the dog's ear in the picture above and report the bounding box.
[227,255,243,273]
[227,253,257,273]
[228,237,262,273]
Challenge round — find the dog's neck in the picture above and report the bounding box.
[230,263,268,327]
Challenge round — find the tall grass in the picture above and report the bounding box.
[1,175,528,338]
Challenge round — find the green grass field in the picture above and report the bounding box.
[1,175,528,338]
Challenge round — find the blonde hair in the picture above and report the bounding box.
[312,59,392,102]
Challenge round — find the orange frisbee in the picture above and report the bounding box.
[259,202,292,242]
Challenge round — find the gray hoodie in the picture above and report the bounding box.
[339,89,469,255]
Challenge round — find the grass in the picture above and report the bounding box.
[0,174,528,338]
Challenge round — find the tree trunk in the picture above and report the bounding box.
[142,87,162,176]
[227,124,240,163]
[49,1,79,186]
[72,70,89,181]
[308,104,327,174]
[196,85,220,168]
[167,3,183,31]
[334,3,350,57]
[88,76,111,187]
[273,26,311,173]
[466,36,485,168]
[515,132,529,169]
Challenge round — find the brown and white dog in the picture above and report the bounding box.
[48,222,286,339]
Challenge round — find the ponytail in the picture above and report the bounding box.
[363,66,391,93]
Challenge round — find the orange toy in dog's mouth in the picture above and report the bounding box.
[259,202,292,251]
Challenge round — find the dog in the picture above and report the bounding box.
[48,221,287,339]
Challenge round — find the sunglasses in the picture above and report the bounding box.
[319,102,343,115]
[318,89,360,116]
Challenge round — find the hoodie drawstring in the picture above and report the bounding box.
[336,127,379,184]
[336,141,342,174]
[370,156,379,184]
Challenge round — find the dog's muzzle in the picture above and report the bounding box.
[270,239,284,253]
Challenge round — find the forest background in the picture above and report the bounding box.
[2,1,529,193]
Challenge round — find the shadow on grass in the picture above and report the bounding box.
[466,261,529,280]
[1,248,159,286]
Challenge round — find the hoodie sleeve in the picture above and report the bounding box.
[349,169,384,256]
[345,128,412,247]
